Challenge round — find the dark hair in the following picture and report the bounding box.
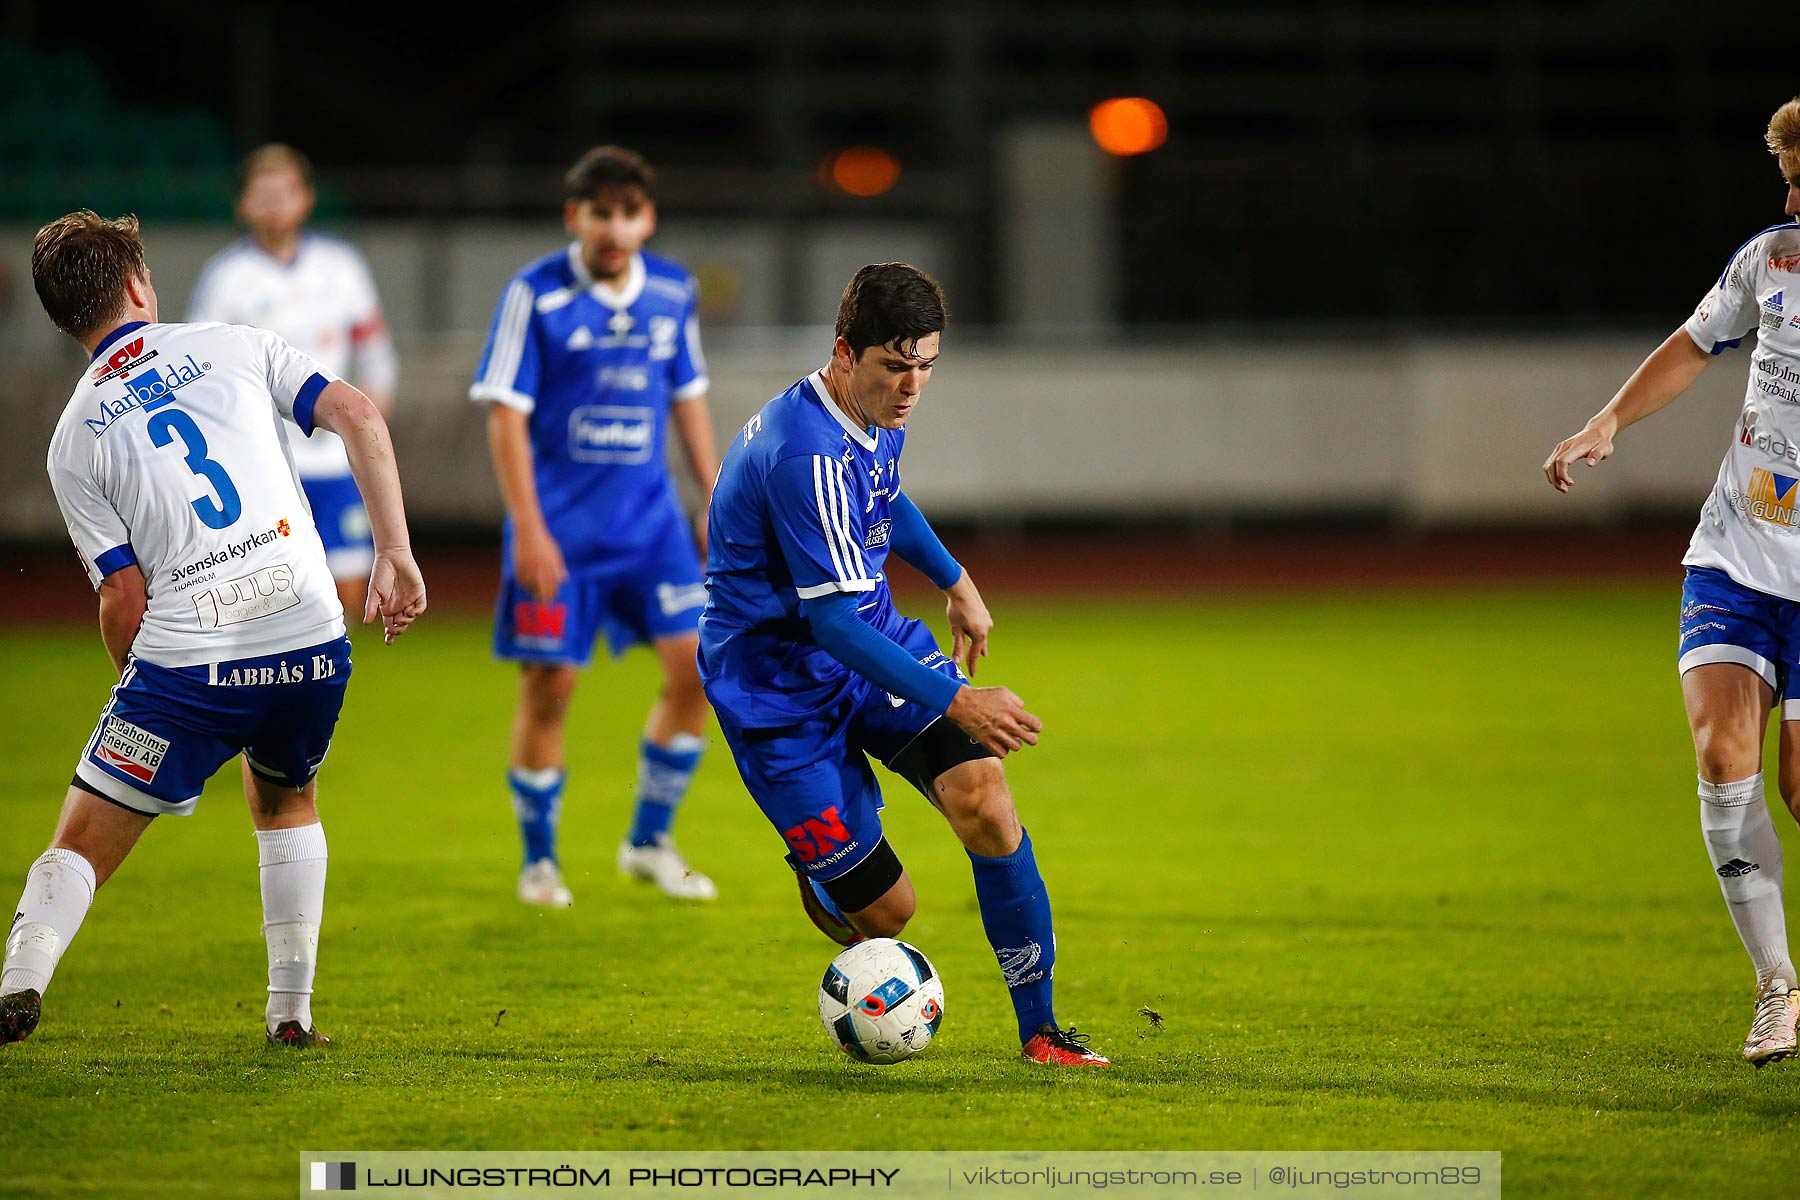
[834,263,948,357]
[237,143,315,195]
[564,145,656,205]
[32,210,147,339]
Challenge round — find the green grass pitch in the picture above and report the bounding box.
[2,584,1796,1198]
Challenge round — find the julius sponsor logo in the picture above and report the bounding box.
[168,524,288,585]
[1739,410,1800,464]
[95,717,169,784]
[1731,467,1800,528]
[569,405,653,464]
[89,336,158,386]
[84,356,212,437]
[193,565,300,628]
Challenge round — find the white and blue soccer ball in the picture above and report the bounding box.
[818,938,945,1064]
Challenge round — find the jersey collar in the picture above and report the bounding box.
[90,320,150,363]
[808,369,877,451]
[566,243,646,310]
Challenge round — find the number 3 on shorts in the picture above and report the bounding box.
[147,408,242,529]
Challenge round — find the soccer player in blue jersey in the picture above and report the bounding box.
[700,263,1109,1065]
[471,147,719,906]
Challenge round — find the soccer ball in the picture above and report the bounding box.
[818,938,945,1064]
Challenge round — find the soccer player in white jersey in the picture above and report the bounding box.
[190,145,399,619]
[0,211,425,1050]
[1544,98,1800,1066]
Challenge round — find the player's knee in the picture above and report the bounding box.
[851,894,914,939]
[937,763,1020,854]
[520,666,578,725]
[1694,725,1761,783]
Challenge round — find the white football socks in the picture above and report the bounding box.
[3,848,97,997]
[1698,774,1796,985]
[257,823,327,1031]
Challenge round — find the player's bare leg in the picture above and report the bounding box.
[928,758,1108,1065]
[509,664,578,906]
[2,787,152,1046]
[242,762,331,1047]
[1684,662,1798,1064]
[617,632,717,900]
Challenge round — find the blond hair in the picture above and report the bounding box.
[1766,98,1800,162]
[237,143,315,194]
[31,211,146,339]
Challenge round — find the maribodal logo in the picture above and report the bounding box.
[310,1161,356,1190]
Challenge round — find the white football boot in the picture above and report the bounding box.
[516,858,573,907]
[1743,975,1799,1066]
[617,835,718,901]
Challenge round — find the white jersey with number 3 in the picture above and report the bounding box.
[46,321,345,667]
[1683,221,1800,601]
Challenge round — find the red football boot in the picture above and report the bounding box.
[1021,1023,1111,1066]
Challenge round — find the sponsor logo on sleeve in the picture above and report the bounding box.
[94,717,169,784]
[192,564,300,628]
[568,405,654,464]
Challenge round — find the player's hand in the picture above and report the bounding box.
[944,573,992,677]
[947,685,1042,758]
[365,547,427,645]
[1543,421,1616,493]
[513,523,568,603]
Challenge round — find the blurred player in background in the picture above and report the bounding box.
[700,263,1109,1065]
[1,211,425,1050]
[471,146,719,907]
[190,144,399,618]
[1544,97,1800,1066]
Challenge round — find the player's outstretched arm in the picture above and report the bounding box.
[485,404,567,602]
[97,564,147,675]
[1543,328,1712,493]
[311,380,426,642]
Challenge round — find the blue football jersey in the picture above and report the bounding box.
[469,246,708,574]
[699,369,909,727]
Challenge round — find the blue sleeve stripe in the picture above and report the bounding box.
[93,543,137,579]
[481,280,534,392]
[293,373,330,435]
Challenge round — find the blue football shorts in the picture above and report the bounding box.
[302,473,373,581]
[74,637,353,817]
[494,526,705,667]
[715,615,970,886]
[1679,565,1800,720]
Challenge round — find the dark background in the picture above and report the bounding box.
[4,0,1794,330]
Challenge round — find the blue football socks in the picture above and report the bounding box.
[628,733,703,848]
[968,828,1058,1043]
[508,766,565,866]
